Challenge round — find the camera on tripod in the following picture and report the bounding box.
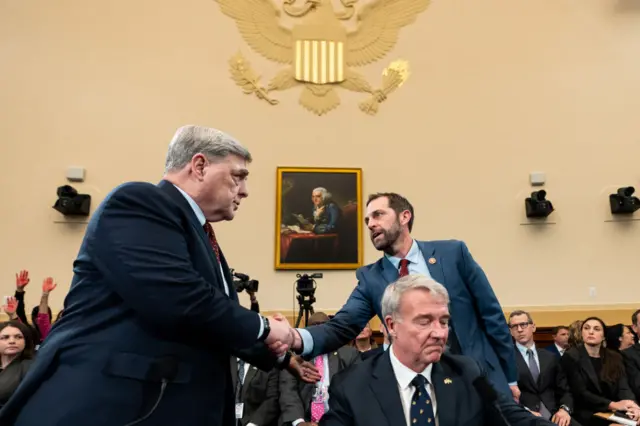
[230,269,259,293]
[294,273,322,327]
[295,273,322,296]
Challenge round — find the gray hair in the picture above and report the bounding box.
[164,125,252,173]
[312,187,331,202]
[508,310,534,324]
[381,274,449,321]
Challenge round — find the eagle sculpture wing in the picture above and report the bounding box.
[346,0,430,67]
[215,0,293,64]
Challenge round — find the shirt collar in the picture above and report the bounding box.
[385,239,421,269]
[389,344,433,390]
[555,343,565,354]
[173,184,206,226]
[516,341,536,355]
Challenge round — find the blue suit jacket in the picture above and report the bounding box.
[306,240,517,393]
[545,344,562,359]
[0,181,276,426]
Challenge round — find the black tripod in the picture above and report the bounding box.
[294,293,316,328]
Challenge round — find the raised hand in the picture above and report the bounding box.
[42,277,57,294]
[3,296,18,318]
[15,270,30,291]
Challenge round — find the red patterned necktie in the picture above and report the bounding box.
[399,258,410,277]
[203,222,221,262]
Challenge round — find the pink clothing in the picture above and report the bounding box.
[36,312,51,341]
[310,356,326,422]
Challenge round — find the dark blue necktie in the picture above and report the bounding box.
[410,375,435,425]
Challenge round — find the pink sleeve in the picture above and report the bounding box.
[37,312,51,340]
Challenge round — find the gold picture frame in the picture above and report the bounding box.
[275,167,363,270]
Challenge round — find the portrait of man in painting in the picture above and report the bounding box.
[275,167,363,270]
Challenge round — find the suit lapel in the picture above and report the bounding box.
[418,242,445,285]
[370,352,406,426]
[230,358,238,390]
[536,348,550,388]
[156,181,229,297]
[515,349,537,391]
[220,252,237,302]
[431,361,459,426]
[242,365,258,399]
[377,257,399,285]
[579,345,602,393]
[328,352,341,379]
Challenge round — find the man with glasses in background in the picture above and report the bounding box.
[509,311,580,426]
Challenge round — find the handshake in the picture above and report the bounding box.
[263,314,303,357]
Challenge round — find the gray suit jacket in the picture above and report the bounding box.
[279,346,360,425]
[231,358,280,426]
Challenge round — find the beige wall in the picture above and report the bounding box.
[1,0,640,316]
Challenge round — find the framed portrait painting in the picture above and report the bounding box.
[275,167,363,270]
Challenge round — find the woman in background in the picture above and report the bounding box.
[561,317,640,425]
[0,321,35,407]
[568,320,584,349]
[606,324,635,352]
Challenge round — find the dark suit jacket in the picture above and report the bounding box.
[280,346,360,425]
[622,344,640,401]
[545,344,562,359]
[561,345,635,425]
[0,181,277,426]
[305,240,517,393]
[360,346,385,361]
[515,346,573,414]
[232,358,279,426]
[319,351,552,426]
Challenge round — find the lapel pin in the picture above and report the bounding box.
[428,257,437,265]
[444,378,452,384]
[333,352,338,356]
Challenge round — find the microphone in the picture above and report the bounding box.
[147,357,179,382]
[121,357,178,426]
[472,375,512,426]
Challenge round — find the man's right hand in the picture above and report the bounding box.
[264,315,294,356]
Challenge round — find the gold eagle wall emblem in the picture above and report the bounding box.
[215,0,430,115]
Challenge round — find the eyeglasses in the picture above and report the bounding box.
[509,321,532,330]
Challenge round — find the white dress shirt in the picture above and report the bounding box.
[555,343,565,356]
[389,345,438,426]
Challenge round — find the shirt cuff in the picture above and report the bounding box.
[277,352,288,364]
[292,419,305,426]
[257,314,264,339]
[297,328,314,356]
[508,382,518,387]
